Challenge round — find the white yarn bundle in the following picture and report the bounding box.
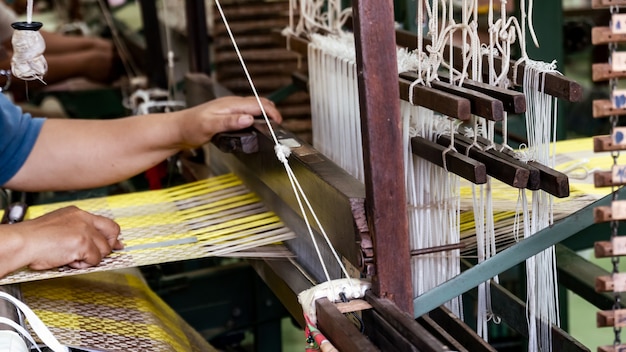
[11,25,47,82]
[10,0,48,83]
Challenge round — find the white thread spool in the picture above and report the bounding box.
[11,21,48,82]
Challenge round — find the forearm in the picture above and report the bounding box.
[5,113,185,192]
[0,226,28,278]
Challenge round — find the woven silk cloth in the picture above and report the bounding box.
[20,270,218,352]
[0,173,294,285]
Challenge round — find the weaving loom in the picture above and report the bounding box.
[0,0,618,351]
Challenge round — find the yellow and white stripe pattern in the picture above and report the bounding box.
[1,173,294,285]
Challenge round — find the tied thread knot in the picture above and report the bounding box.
[275,144,292,164]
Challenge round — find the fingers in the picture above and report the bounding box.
[91,212,123,250]
[22,206,123,272]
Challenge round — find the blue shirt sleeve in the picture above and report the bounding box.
[0,93,45,185]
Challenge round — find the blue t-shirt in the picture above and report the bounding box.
[0,93,45,185]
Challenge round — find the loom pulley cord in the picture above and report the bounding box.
[216,0,366,328]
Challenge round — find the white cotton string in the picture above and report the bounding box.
[519,58,560,352]
[404,101,463,317]
[215,0,357,295]
[0,292,68,352]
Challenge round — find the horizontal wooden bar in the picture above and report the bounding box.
[594,99,626,118]
[596,236,626,259]
[317,297,380,352]
[437,134,530,188]
[594,206,613,223]
[335,299,372,314]
[595,241,613,258]
[599,345,626,352]
[427,306,496,352]
[430,81,503,121]
[285,34,310,57]
[597,308,626,327]
[592,0,626,9]
[364,291,449,352]
[594,274,626,293]
[597,274,616,293]
[400,72,504,120]
[592,63,626,82]
[472,135,569,197]
[438,73,526,114]
[411,136,487,184]
[594,135,626,152]
[396,30,583,102]
[456,134,540,190]
[399,77,472,120]
[595,168,626,187]
[592,27,626,45]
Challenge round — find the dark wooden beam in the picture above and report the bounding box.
[353,0,412,313]
[411,136,487,184]
[395,30,583,102]
[438,73,527,114]
[455,134,540,190]
[400,72,504,121]
[365,291,451,351]
[472,135,569,197]
[436,134,530,188]
[399,77,472,120]
[316,298,380,351]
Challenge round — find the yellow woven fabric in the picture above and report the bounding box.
[20,270,218,352]
[1,173,294,285]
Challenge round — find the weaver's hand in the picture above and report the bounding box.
[1,206,122,277]
[176,96,283,148]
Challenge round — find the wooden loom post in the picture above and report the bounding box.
[352,0,413,314]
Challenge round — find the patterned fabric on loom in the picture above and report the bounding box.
[20,271,217,352]
[0,173,295,285]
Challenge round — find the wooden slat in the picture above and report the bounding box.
[594,135,626,152]
[396,30,583,102]
[592,63,626,82]
[595,166,626,187]
[411,136,487,184]
[470,136,569,197]
[335,299,372,314]
[592,27,626,45]
[399,77,472,120]
[597,309,626,327]
[598,345,626,352]
[400,72,504,120]
[594,206,613,223]
[593,99,626,118]
[456,134,540,190]
[597,275,617,293]
[596,237,626,258]
[316,298,380,351]
[595,241,614,258]
[364,291,451,352]
[430,81,504,121]
[438,73,527,114]
[592,0,626,9]
[436,134,530,188]
[595,275,626,293]
[428,306,496,352]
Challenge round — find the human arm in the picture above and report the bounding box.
[0,205,122,278]
[3,95,282,191]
